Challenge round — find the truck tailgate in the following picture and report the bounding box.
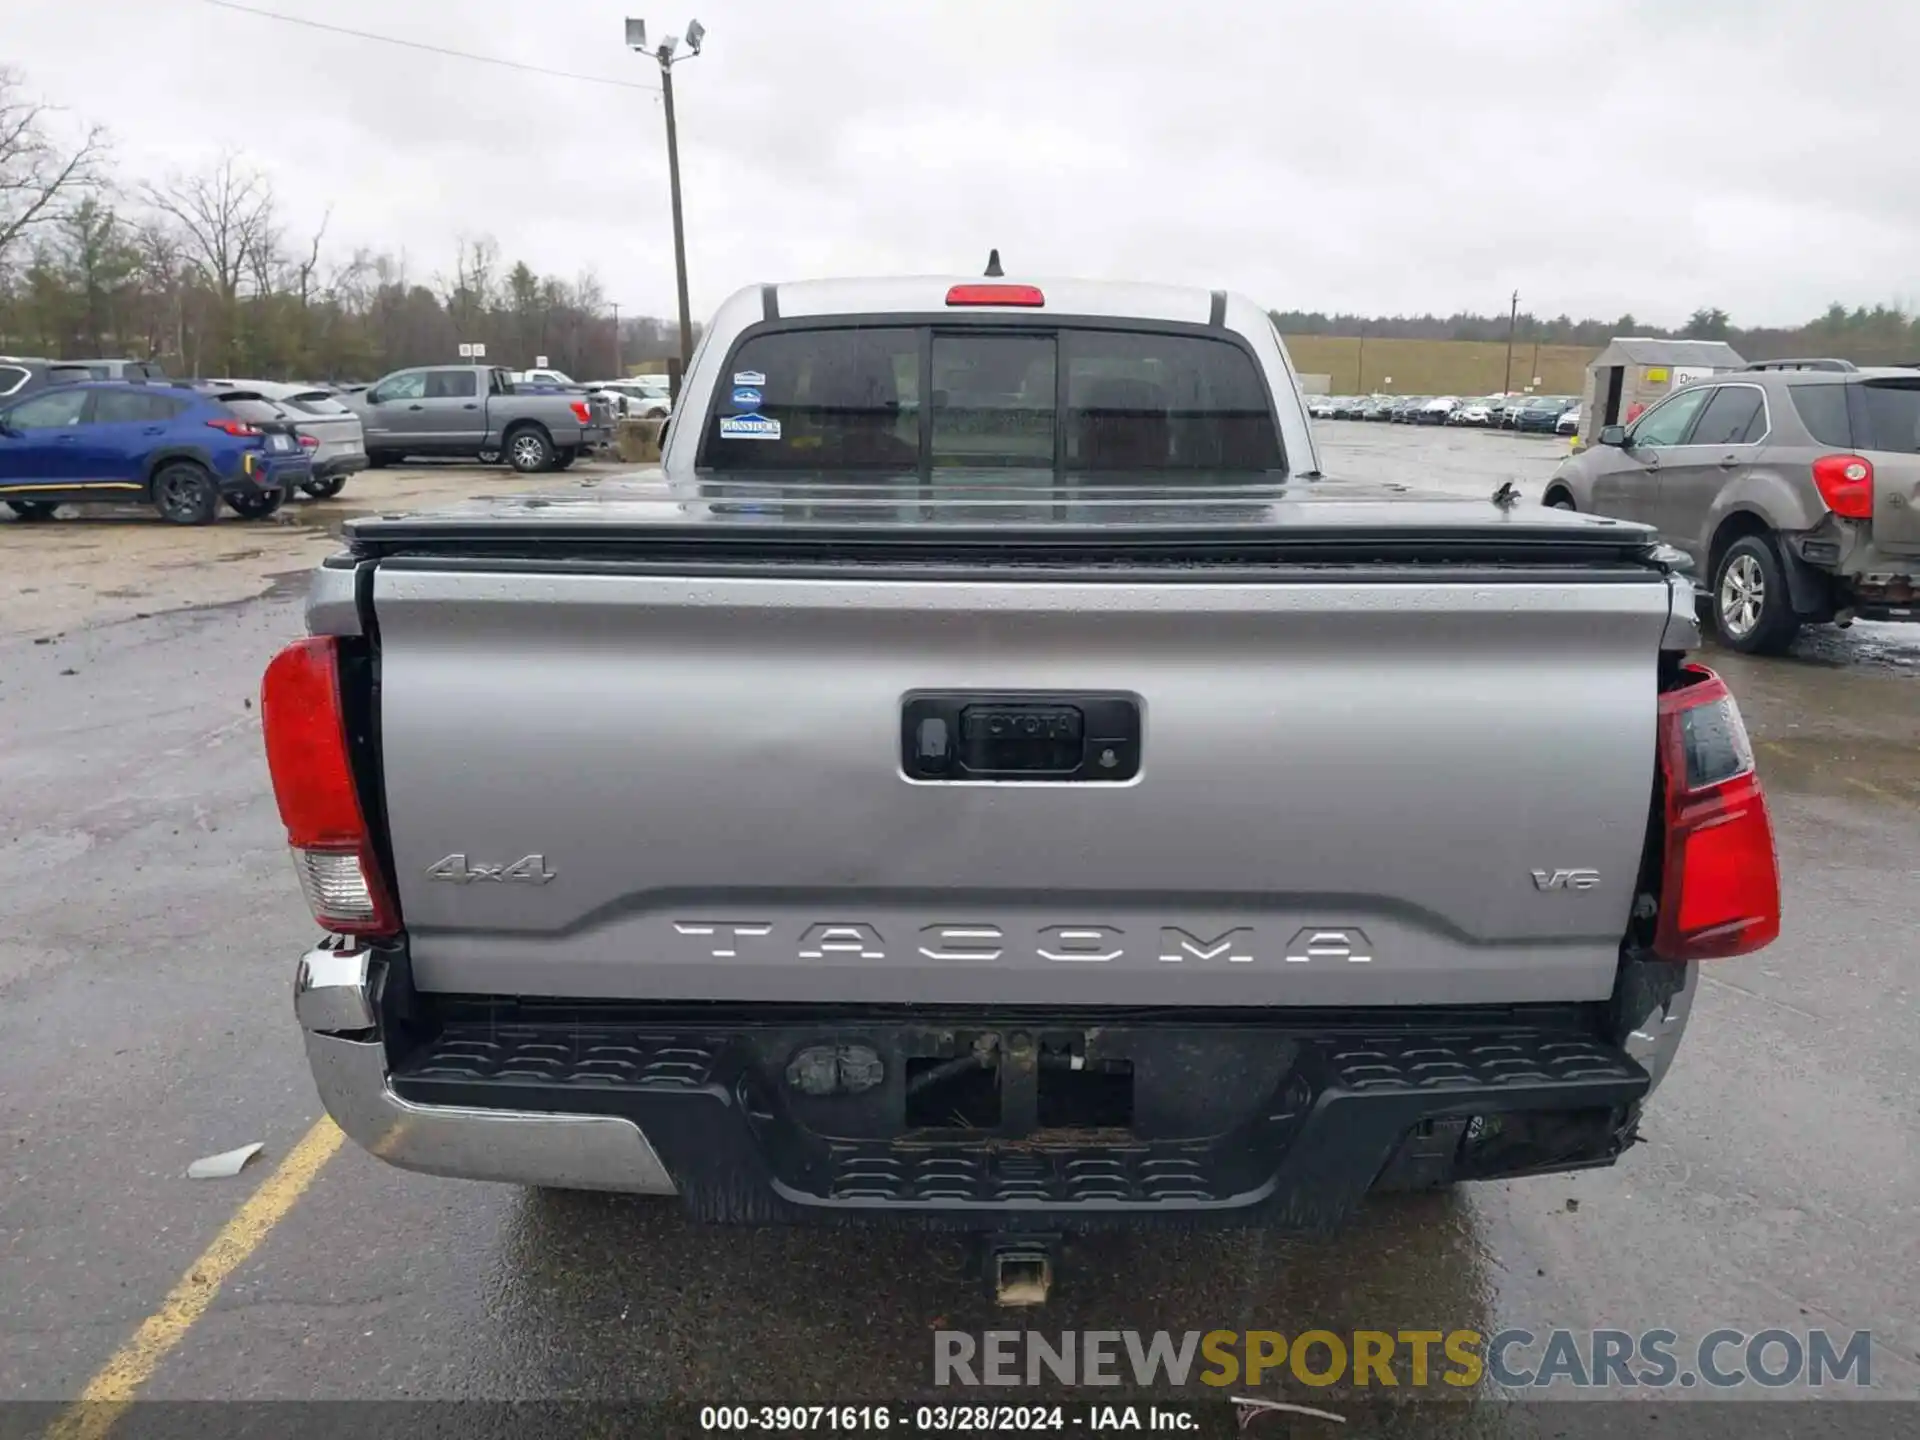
[368,548,1672,1008]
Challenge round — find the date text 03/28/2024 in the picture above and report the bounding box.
[698,1405,1191,1432]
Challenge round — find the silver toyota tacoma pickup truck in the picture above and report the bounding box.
[264,277,1781,1277]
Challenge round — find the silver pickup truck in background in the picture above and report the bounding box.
[266,276,1781,1293]
[345,363,611,473]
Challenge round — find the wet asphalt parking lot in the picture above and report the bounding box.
[1,425,1916,1431]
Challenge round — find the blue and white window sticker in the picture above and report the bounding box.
[733,370,767,387]
[731,386,763,408]
[718,411,782,440]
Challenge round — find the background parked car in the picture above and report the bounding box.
[1556,401,1584,435]
[1516,396,1575,432]
[1307,394,1339,419]
[1450,397,1497,426]
[0,357,96,402]
[1418,395,1458,425]
[1359,395,1394,421]
[1544,367,1920,653]
[509,367,579,389]
[61,358,168,382]
[586,375,672,420]
[0,381,308,524]
[1496,395,1535,428]
[202,381,368,497]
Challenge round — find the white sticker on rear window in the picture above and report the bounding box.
[733,370,767,387]
[719,411,781,440]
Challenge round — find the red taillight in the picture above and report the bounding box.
[261,637,398,937]
[298,433,320,449]
[1811,454,1874,518]
[207,417,262,437]
[1652,664,1779,961]
[570,400,592,423]
[945,283,1045,307]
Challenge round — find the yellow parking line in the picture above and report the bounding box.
[45,1117,344,1440]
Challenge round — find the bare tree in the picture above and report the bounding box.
[291,208,332,307]
[442,235,499,341]
[0,68,107,269]
[242,201,285,301]
[131,219,187,370]
[143,155,278,371]
[143,154,275,304]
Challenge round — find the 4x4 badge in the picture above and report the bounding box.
[426,853,556,885]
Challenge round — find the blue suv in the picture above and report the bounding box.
[0,381,312,525]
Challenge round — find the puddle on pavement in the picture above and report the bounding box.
[1753,621,1920,674]
[261,568,310,602]
[280,505,378,535]
[1681,623,1920,807]
[1751,735,1920,806]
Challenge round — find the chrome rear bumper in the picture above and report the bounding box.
[295,942,677,1194]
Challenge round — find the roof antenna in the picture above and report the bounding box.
[984,248,1003,277]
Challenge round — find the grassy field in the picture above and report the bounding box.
[1283,334,1599,397]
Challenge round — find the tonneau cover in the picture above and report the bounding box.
[343,472,1664,572]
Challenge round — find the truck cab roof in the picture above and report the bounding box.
[754,275,1237,324]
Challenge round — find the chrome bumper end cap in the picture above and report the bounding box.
[295,941,377,1033]
[296,944,677,1196]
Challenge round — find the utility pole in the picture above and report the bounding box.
[1356,328,1366,392]
[612,301,622,377]
[660,61,693,382]
[1503,290,1519,394]
[627,16,704,398]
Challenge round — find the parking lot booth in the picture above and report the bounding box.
[1580,337,1745,446]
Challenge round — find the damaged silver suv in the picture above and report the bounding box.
[1545,362,1920,653]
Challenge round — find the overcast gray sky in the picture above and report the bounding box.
[8,0,1912,328]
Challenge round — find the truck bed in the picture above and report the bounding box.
[343,475,1683,1010]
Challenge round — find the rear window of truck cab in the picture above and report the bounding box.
[700,325,1285,474]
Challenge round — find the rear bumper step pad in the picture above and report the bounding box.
[387,1018,1648,1227]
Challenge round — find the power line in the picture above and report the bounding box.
[199,0,660,92]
